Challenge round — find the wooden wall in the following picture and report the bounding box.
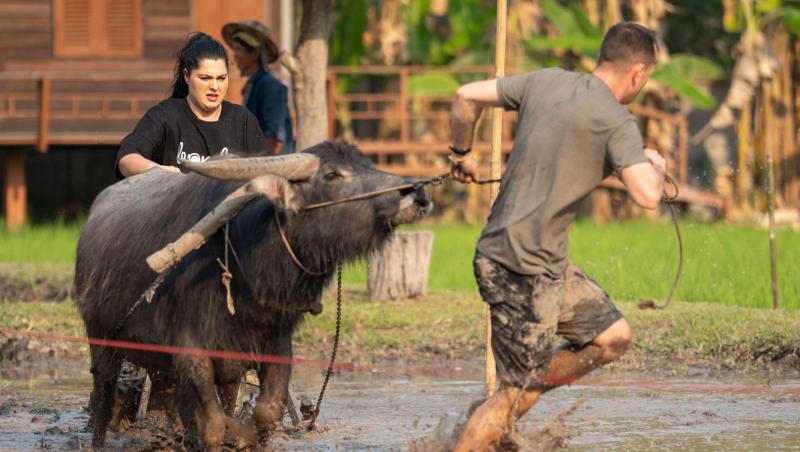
[0,0,54,64]
[0,0,192,72]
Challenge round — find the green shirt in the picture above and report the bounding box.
[476,68,649,277]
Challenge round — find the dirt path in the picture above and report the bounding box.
[1,363,798,451]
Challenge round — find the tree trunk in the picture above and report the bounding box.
[367,231,433,301]
[294,0,332,151]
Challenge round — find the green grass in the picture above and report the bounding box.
[1,219,798,309]
[3,294,798,373]
[0,221,82,263]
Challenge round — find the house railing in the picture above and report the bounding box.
[0,68,718,211]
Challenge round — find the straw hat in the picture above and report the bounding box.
[221,19,280,64]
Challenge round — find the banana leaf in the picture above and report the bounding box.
[661,54,725,81]
[651,68,716,109]
[407,73,461,98]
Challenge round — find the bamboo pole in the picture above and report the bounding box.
[486,0,508,397]
[767,137,779,310]
[763,79,779,309]
[737,98,752,212]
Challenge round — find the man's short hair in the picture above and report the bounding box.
[598,22,657,68]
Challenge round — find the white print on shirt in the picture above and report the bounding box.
[176,142,229,164]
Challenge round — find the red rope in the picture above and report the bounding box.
[0,327,463,378]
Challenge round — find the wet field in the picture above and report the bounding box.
[1,363,799,451]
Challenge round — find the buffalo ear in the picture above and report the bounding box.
[248,175,303,213]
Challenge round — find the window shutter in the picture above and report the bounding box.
[54,0,142,57]
[55,0,92,55]
[104,0,142,55]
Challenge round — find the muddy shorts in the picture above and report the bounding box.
[474,253,623,389]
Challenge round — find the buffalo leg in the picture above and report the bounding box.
[254,332,292,435]
[175,356,227,450]
[88,345,123,447]
[220,380,244,417]
[215,360,244,417]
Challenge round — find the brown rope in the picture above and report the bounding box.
[217,222,236,315]
[301,173,500,211]
[639,175,683,310]
[303,184,416,210]
[274,210,327,276]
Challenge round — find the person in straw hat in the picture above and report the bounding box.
[223,19,294,155]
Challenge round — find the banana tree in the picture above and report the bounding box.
[525,0,724,109]
[694,0,800,212]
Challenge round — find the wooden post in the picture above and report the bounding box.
[327,72,337,140]
[3,151,27,230]
[486,0,508,397]
[37,78,50,153]
[399,67,410,143]
[677,117,688,185]
[367,231,433,301]
[737,98,752,212]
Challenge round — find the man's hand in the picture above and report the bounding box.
[644,148,666,175]
[450,155,481,183]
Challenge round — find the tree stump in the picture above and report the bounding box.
[367,231,433,301]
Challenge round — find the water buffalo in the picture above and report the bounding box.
[73,140,432,449]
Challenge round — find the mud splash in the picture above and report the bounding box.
[1,365,799,450]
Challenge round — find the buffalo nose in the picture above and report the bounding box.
[400,177,431,207]
[413,185,431,207]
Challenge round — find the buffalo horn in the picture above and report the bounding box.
[180,153,320,181]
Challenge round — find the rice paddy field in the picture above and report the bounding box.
[1,218,798,309]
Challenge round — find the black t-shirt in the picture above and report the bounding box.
[115,98,268,178]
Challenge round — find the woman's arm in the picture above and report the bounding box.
[118,153,180,177]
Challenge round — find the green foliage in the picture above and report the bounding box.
[525,0,602,57]
[527,0,720,109]
[329,0,368,66]
[650,54,725,110]
[661,54,726,80]
[650,67,716,109]
[407,0,496,65]
[525,35,603,54]
[407,72,461,98]
[781,7,800,34]
[756,0,784,14]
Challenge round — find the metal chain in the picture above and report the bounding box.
[109,271,167,340]
[310,264,342,431]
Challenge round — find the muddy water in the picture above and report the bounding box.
[1,365,798,451]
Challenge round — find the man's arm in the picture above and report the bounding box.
[451,79,503,150]
[450,79,503,183]
[619,148,666,209]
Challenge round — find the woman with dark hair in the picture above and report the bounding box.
[222,20,294,155]
[116,32,267,178]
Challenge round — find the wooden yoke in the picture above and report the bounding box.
[146,174,296,275]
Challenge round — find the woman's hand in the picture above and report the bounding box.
[157,165,181,174]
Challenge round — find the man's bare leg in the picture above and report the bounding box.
[453,318,632,452]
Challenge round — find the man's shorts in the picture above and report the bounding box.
[473,253,623,389]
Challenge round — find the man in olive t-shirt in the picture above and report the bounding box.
[448,23,667,451]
